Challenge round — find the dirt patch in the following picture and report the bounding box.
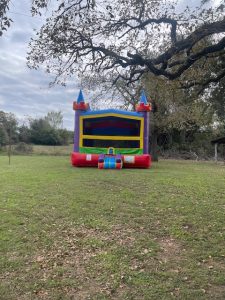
[206,257,225,270]
[181,223,195,232]
[207,284,225,299]
[108,224,136,247]
[158,237,182,263]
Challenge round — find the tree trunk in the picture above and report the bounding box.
[180,129,186,147]
[149,111,158,161]
[8,127,11,165]
[167,132,173,148]
[150,130,158,161]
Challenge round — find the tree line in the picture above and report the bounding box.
[0,110,73,149]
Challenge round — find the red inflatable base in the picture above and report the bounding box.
[71,152,151,168]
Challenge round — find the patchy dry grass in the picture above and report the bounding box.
[0,157,225,299]
[32,145,73,156]
[0,144,73,156]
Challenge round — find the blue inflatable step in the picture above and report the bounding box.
[103,156,116,169]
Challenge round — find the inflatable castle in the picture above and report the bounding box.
[71,90,151,169]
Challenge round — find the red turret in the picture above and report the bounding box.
[136,90,151,112]
[73,89,89,111]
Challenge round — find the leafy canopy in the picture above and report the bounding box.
[27,0,225,87]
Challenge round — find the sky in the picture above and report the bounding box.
[0,0,220,129]
[0,0,79,129]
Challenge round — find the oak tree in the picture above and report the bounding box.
[27,0,225,89]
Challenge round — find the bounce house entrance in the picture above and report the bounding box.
[98,147,123,169]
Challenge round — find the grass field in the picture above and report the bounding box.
[0,157,225,299]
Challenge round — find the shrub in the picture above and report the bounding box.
[13,143,33,154]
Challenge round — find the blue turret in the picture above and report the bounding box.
[77,89,85,103]
[140,90,148,104]
[73,89,89,111]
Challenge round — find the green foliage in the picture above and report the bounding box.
[140,74,214,160]
[29,118,60,145]
[44,111,63,129]
[57,129,71,145]
[144,75,213,134]
[0,110,71,148]
[0,126,8,147]
[29,117,70,146]
[18,125,31,144]
[28,111,70,146]
[208,57,225,123]
[0,111,18,146]
[16,111,70,146]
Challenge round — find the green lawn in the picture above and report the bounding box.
[0,157,225,299]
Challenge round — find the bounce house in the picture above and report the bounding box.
[71,90,151,169]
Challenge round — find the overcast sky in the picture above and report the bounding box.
[0,0,219,129]
[0,0,79,129]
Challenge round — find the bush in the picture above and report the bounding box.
[13,143,33,154]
